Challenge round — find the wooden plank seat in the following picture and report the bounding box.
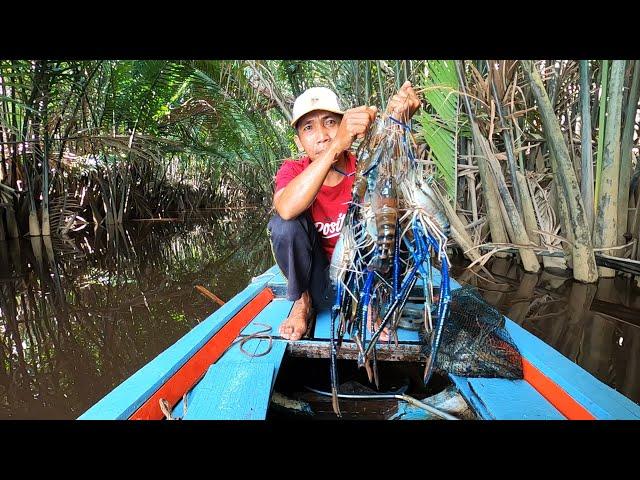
[173,298,292,419]
[183,362,275,420]
[449,375,565,420]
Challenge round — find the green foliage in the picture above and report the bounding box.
[414,60,460,204]
[0,59,451,214]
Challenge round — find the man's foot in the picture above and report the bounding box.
[279,291,312,341]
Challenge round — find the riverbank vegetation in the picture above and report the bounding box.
[1,60,639,282]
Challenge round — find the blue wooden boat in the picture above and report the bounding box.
[79,264,640,420]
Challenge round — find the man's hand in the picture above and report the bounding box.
[386,81,421,122]
[329,105,378,159]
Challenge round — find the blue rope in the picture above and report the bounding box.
[388,116,411,130]
[388,116,416,163]
[331,165,356,177]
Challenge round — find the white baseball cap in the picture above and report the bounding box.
[290,87,344,128]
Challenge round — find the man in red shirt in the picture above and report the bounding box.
[269,82,421,340]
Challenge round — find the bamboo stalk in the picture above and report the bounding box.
[593,60,626,277]
[632,194,640,260]
[579,60,595,234]
[618,60,640,245]
[431,186,481,264]
[549,159,573,270]
[594,60,610,213]
[41,63,51,236]
[487,60,522,217]
[497,188,516,241]
[474,142,509,257]
[522,60,597,282]
[376,61,385,110]
[466,139,478,225]
[482,135,540,272]
[515,171,540,245]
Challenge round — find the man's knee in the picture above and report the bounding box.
[268,213,312,243]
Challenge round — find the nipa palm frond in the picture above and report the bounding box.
[415,60,460,205]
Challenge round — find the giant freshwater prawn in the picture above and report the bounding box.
[327,115,452,416]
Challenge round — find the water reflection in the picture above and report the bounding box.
[454,257,640,406]
[0,209,273,419]
[3,218,639,418]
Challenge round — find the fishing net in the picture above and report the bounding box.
[419,286,524,379]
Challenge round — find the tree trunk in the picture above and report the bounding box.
[521,60,598,283]
[488,61,522,217]
[432,187,482,263]
[5,205,19,238]
[594,60,610,211]
[618,60,640,245]
[455,60,540,273]
[480,135,540,272]
[579,60,595,234]
[593,60,626,277]
[474,143,509,257]
[41,112,51,236]
[548,169,572,270]
[515,171,540,245]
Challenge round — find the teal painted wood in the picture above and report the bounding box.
[172,338,265,418]
[246,339,288,390]
[390,404,433,420]
[505,320,640,419]
[241,298,293,336]
[266,266,287,286]
[216,334,265,364]
[430,267,462,290]
[217,339,287,376]
[173,306,291,419]
[253,264,283,284]
[448,375,493,420]
[249,339,287,370]
[174,339,289,419]
[466,377,564,420]
[443,264,640,419]
[183,363,274,420]
[79,265,278,420]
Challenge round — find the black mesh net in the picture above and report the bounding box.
[419,286,524,379]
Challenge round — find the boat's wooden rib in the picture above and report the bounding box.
[286,340,423,362]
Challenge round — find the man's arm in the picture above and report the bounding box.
[273,145,340,220]
[273,106,377,220]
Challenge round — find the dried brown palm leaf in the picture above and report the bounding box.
[48,194,88,235]
[526,172,568,251]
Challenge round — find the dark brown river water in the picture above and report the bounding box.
[1,209,638,418]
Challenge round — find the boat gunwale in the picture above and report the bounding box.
[78,266,281,420]
[79,264,640,420]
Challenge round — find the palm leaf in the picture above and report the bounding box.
[415,60,460,205]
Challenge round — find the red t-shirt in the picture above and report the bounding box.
[274,152,356,259]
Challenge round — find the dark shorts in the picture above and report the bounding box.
[267,212,335,311]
